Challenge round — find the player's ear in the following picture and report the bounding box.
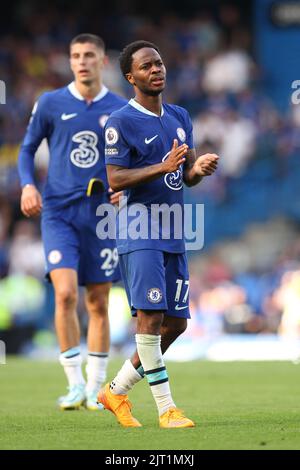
[126,73,135,86]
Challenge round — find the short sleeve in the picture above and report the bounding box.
[184,109,194,149]
[104,116,131,168]
[23,93,50,145]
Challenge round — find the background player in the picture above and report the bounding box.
[18,34,126,410]
[98,40,219,427]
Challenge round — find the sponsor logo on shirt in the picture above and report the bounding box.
[105,148,119,156]
[70,131,99,168]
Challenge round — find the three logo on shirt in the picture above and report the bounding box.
[70,131,99,168]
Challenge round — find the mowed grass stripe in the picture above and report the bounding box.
[0,358,300,449]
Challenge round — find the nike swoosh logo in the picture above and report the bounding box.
[145,135,158,144]
[175,305,189,311]
[105,270,114,277]
[61,113,78,120]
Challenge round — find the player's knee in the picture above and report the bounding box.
[163,319,187,338]
[86,291,109,318]
[147,316,163,333]
[55,287,78,310]
[137,311,163,334]
[177,319,188,336]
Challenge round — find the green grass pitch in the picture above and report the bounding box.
[1,358,300,450]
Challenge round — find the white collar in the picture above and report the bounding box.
[68,81,109,102]
[129,98,164,117]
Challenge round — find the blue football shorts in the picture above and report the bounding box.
[41,195,120,286]
[119,249,190,319]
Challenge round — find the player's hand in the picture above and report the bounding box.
[162,139,188,173]
[193,153,219,176]
[108,188,123,205]
[21,184,43,218]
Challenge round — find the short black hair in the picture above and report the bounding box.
[119,40,161,78]
[70,34,105,52]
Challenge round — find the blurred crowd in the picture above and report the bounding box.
[188,218,300,340]
[1,3,300,352]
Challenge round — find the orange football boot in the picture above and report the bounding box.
[159,407,195,428]
[97,383,142,428]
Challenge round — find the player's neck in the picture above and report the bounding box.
[74,80,103,103]
[134,94,162,116]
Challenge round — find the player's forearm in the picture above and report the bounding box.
[107,163,166,191]
[183,167,203,187]
[183,151,219,186]
[18,147,36,187]
[183,149,203,187]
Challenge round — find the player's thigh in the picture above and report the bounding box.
[119,250,168,313]
[41,210,80,274]
[165,253,191,319]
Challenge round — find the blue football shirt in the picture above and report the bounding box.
[104,99,194,254]
[18,82,127,209]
